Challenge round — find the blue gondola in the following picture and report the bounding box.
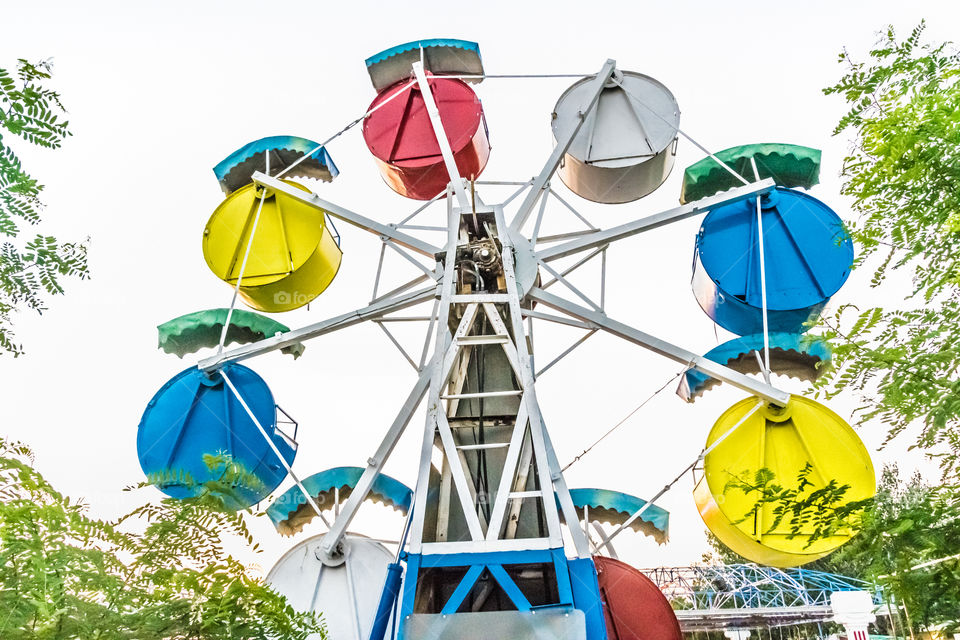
[137,363,295,510]
[692,187,853,336]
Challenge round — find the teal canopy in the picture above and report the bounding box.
[563,488,669,544]
[267,466,413,536]
[677,332,832,402]
[213,135,338,195]
[365,38,483,92]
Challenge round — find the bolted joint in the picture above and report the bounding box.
[316,535,348,567]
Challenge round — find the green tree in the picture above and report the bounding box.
[826,466,960,636]
[693,22,960,636]
[0,59,88,356]
[0,438,325,639]
[709,465,959,635]
[818,22,960,475]
[813,23,960,631]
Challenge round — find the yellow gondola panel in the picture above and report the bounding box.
[695,396,875,567]
[203,181,342,312]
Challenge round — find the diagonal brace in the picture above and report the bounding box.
[199,285,437,371]
[528,287,790,406]
[318,369,431,560]
[537,178,776,262]
[251,171,441,258]
[510,59,618,230]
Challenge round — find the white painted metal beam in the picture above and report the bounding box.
[408,199,461,554]
[198,285,437,371]
[250,171,441,258]
[528,287,791,406]
[495,205,590,556]
[412,61,471,212]
[318,369,431,560]
[536,178,776,262]
[510,59,618,230]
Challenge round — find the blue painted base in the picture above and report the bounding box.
[396,550,607,640]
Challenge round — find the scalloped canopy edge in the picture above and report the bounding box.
[677,332,832,402]
[364,38,483,92]
[562,488,670,544]
[365,38,480,67]
[680,143,821,204]
[157,308,304,359]
[267,467,413,536]
[212,135,338,195]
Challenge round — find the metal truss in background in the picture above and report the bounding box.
[642,564,886,632]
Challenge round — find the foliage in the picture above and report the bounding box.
[708,465,960,635]
[703,24,960,634]
[822,465,960,634]
[0,438,325,639]
[723,463,872,548]
[816,22,960,475]
[0,59,88,356]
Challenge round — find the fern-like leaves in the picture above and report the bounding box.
[0,58,88,356]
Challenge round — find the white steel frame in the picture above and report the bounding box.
[197,58,793,563]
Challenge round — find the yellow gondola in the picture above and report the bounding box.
[694,396,875,567]
[202,181,342,312]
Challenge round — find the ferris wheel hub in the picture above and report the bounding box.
[315,535,348,566]
[762,401,793,422]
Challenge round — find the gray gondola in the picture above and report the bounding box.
[551,70,680,204]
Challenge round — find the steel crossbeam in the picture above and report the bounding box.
[250,171,441,258]
[536,178,776,262]
[528,287,791,406]
[318,369,430,560]
[510,59,617,230]
[198,284,437,371]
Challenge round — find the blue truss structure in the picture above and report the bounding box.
[642,564,883,610]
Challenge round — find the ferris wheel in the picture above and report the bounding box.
[137,38,875,640]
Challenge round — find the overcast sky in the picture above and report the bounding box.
[3,1,958,574]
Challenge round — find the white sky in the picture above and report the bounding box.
[3,0,958,574]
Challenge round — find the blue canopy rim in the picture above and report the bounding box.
[561,488,670,544]
[213,135,339,195]
[365,38,481,67]
[267,466,413,536]
[677,332,832,402]
[364,38,484,92]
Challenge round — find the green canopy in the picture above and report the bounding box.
[680,143,821,204]
[158,308,304,359]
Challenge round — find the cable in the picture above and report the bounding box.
[211,81,418,350]
[274,71,588,181]
[562,370,684,471]
[220,370,331,528]
[217,152,270,354]
[444,73,593,79]
[751,156,772,384]
[611,77,752,187]
[595,399,765,551]
[274,79,417,180]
